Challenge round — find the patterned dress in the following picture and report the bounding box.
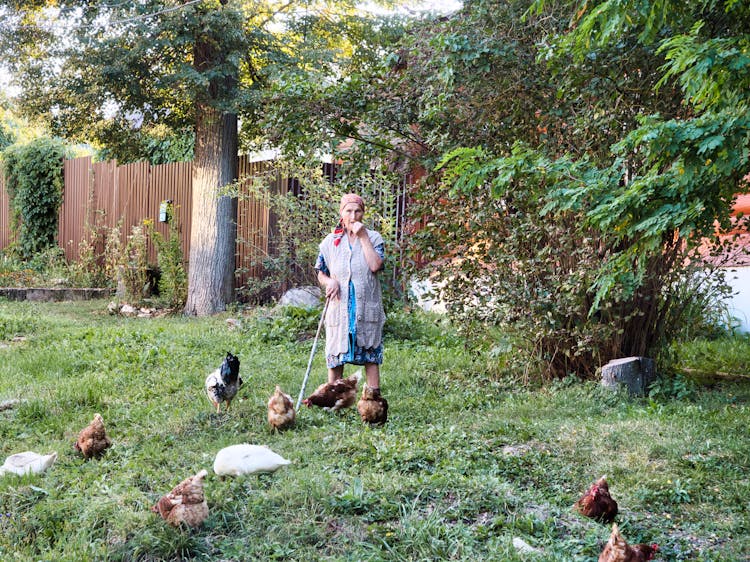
[315,242,385,368]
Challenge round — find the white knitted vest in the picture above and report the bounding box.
[319,228,386,357]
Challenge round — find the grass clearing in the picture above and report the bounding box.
[0,299,748,561]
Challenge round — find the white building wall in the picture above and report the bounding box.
[724,266,750,333]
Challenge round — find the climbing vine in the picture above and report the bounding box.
[2,137,67,260]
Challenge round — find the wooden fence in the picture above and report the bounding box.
[0,155,287,289]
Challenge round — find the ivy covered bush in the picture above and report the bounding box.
[2,137,67,260]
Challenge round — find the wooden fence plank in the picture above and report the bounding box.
[60,157,92,261]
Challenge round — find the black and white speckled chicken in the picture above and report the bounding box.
[205,352,242,413]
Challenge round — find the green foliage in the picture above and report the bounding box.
[244,305,324,344]
[648,374,697,401]
[1,137,66,260]
[149,207,188,309]
[118,223,150,305]
[71,217,109,289]
[95,124,194,165]
[0,121,14,151]
[399,0,750,380]
[382,308,458,345]
[671,333,750,377]
[0,306,37,341]
[233,159,403,304]
[1,0,384,159]
[0,252,35,287]
[415,139,742,379]
[242,304,455,347]
[0,300,749,560]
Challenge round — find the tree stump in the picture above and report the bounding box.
[601,357,656,396]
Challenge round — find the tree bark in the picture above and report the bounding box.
[183,0,239,317]
[184,106,238,316]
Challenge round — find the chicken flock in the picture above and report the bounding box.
[2,349,664,559]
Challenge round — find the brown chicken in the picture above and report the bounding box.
[302,370,361,411]
[599,523,659,562]
[574,475,618,523]
[151,469,209,528]
[357,384,388,425]
[267,385,296,430]
[74,413,112,459]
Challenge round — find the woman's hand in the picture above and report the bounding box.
[350,221,366,237]
[325,277,340,300]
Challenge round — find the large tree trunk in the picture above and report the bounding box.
[184,107,238,316]
[184,0,239,317]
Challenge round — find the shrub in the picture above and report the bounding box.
[119,223,150,305]
[2,137,67,260]
[149,206,188,309]
[407,148,738,381]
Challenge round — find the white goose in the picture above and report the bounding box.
[0,451,58,476]
[213,444,291,477]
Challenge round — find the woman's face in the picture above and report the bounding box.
[340,202,364,227]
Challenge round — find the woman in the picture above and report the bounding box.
[315,193,386,392]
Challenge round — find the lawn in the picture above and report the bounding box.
[0,299,748,561]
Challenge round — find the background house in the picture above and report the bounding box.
[722,193,750,333]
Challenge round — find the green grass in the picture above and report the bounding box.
[671,334,750,377]
[0,299,748,561]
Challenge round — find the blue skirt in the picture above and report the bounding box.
[326,281,383,369]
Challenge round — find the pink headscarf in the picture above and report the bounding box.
[339,193,365,214]
[334,193,365,246]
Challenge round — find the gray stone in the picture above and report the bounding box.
[601,356,656,396]
[120,304,138,316]
[0,288,111,302]
[277,286,322,308]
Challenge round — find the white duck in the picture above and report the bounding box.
[213,444,291,477]
[0,451,57,476]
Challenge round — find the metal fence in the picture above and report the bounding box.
[0,155,415,291]
[0,155,285,289]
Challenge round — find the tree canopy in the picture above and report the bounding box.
[259,0,749,376]
[0,0,404,315]
[0,0,403,160]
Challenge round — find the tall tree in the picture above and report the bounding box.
[0,0,396,315]
[185,0,240,314]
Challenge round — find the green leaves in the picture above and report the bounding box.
[2,136,67,260]
[657,25,750,112]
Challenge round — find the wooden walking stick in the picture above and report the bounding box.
[296,298,330,411]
